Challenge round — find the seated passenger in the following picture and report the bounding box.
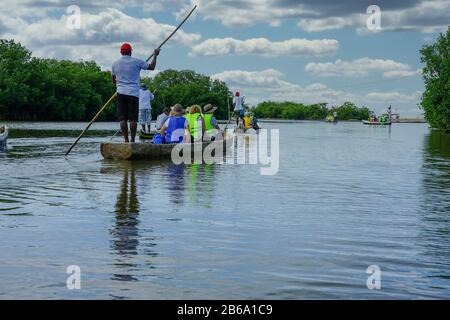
[250,112,260,130]
[243,112,252,130]
[203,104,222,141]
[160,104,189,144]
[155,108,170,132]
[185,105,205,143]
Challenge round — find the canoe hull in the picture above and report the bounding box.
[362,120,392,126]
[101,138,233,161]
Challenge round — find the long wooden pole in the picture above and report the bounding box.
[65,5,197,156]
[223,95,232,133]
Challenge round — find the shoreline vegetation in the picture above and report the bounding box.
[1,32,448,129]
[0,39,379,123]
[253,101,370,121]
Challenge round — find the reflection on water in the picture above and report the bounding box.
[105,161,222,285]
[187,164,216,208]
[111,164,141,282]
[423,131,450,212]
[0,122,449,299]
[419,131,450,283]
[166,164,186,206]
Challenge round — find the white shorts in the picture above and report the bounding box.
[139,109,152,126]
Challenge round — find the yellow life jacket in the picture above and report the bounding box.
[203,114,214,132]
[185,113,202,139]
[244,116,252,129]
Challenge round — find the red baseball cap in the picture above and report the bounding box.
[120,43,132,54]
[235,91,240,97]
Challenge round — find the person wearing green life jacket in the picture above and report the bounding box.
[185,105,205,143]
[203,104,223,141]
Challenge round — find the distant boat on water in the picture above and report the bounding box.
[0,125,8,150]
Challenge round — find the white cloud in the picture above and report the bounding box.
[2,0,449,34]
[211,68,423,115]
[298,17,358,32]
[366,91,421,102]
[193,0,314,27]
[1,8,201,69]
[190,0,450,34]
[191,37,339,57]
[211,69,356,106]
[305,58,419,78]
[383,69,421,78]
[299,0,450,34]
[9,8,200,47]
[212,69,286,88]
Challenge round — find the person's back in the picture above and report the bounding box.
[113,56,149,98]
[185,105,205,141]
[138,87,154,133]
[204,113,216,132]
[161,105,188,144]
[233,92,245,126]
[111,43,159,143]
[156,110,170,131]
[139,88,153,110]
[244,116,252,129]
[234,96,244,111]
[185,112,202,139]
[165,116,188,143]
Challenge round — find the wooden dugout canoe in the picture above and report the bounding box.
[362,120,392,126]
[101,136,234,161]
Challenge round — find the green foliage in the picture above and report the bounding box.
[334,102,370,120]
[142,69,232,120]
[0,40,232,121]
[253,101,369,120]
[0,39,116,121]
[420,27,450,130]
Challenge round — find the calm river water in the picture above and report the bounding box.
[0,121,449,299]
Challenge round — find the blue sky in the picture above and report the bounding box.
[1,0,449,116]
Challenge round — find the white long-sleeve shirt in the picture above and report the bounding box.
[234,96,244,111]
[139,89,154,110]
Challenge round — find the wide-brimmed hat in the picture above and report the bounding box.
[171,104,185,115]
[204,104,217,114]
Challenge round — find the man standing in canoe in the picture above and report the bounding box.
[112,43,160,143]
[233,91,245,126]
[139,84,154,134]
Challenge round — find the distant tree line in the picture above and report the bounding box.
[0,39,233,121]
[0,39,116,121]
[141,69,233,121]
[253,101,370,121]
[1,39,378,123]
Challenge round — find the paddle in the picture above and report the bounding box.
[65,5,198,156]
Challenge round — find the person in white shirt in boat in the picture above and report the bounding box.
[233,91,245,126]
[138,85,154,134]
[112,43,159,143]
[155,108,170,132]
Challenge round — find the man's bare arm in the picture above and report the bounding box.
[148,49,160,71]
